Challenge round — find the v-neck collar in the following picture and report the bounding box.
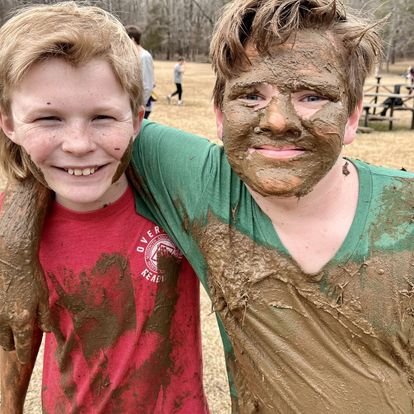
[251,159,372,274]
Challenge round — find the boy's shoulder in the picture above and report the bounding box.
[352,158,414,181]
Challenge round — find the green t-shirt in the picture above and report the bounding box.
[131,120,414,413]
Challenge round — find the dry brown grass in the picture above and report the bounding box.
[3,60,414,414]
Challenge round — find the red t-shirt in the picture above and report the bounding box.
[38,186,209,413]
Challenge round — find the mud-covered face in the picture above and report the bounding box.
[217,30,354,198]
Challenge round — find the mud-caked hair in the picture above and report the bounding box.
[0,1,143,181]
[210,0,383,113]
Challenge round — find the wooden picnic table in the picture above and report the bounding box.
[364,93,413,99]
[364,83,399,94]
[362,91,414,130]
[363,76,413,106]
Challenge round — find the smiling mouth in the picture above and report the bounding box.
[63,166,100,176]
[250,146,306,159]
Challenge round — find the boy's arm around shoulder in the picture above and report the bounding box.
[130,120,219,205]
[131,120,218,199]
[128,120,221,257]
[0,326,42,414]
[0,177,52,364]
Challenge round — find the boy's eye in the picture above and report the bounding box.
[300,94,328,103]
[93,115,115,121]
[241,94,262,101]
[295,90,337,104]
[238,93,265,107]
[304,95,322,102]
[35,116,61,122]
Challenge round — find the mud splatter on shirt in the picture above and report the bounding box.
[39,186,208,413]
[133,121,414,413]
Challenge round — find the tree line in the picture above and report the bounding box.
[0,0,413,65]
[0,0,230,61]
[347,0,414,67]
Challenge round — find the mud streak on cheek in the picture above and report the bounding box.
[112,138,134,183]
[20,147,50,188]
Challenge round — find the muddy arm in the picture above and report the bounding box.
[0,177,52,364]
[0,327,42,414]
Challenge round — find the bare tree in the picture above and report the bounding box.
[2,0,413,62]
[345,0,414,67]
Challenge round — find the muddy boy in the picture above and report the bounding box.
[1,0,414,413]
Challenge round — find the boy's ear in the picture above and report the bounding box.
[132,105,145,140]
[343,100,363,145]
[0,111,18,143]
[214,106,224,141]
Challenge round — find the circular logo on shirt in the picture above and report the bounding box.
[145,234,183,273]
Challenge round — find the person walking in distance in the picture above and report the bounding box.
[126,25,155,118]
[167,57,185,105]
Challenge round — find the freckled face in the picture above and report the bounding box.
[3,58,143,211]
[217,30,352,198]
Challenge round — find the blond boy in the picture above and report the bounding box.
[0,3,208,413]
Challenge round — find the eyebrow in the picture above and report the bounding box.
[291,79,340,98]
[228,81,264,92]
[228,78,341,100]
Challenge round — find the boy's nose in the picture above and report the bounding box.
[258,97,301,137]
[61,125,97,154]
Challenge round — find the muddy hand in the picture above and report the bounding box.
[0,177,52,363]
[0,255,50,364]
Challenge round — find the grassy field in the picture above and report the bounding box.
[2,59,413,413]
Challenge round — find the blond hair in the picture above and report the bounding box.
[0,1,142,181]
[210,0,383,113]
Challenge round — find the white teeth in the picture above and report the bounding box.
[66,167,97,176]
